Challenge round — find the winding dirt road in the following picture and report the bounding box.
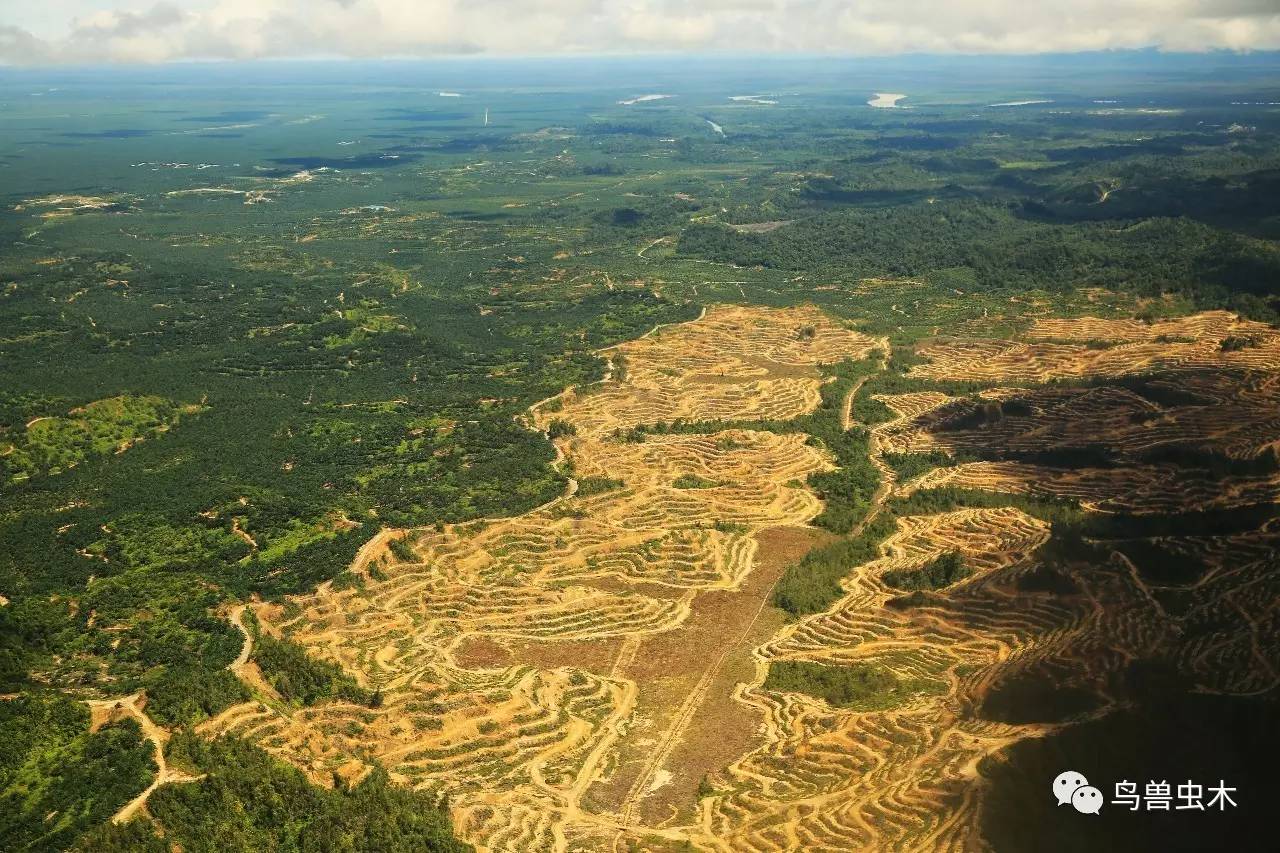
[86,692,202,824]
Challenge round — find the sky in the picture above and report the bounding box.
[2,0,1280,65]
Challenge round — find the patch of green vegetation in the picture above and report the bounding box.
[1,693,155,851]
[546,418,577,439]
[697,775,717,799]
[0,568,249,726]
[251,634,374,707]
[889,487,1085,527]
[800,359,885,533]
[1218,335,1259,352]
[609,426,648,443]
[387,536,418,563]
[882,551,972,591]
[764,659,945,711]
[75,732,471,852]
[672,473,719,489]
[849,393,896,425]
[144,669,250,729]
[882,450,968,481]
[575,475,624,497]
[1,395,197,485]
[322,301,410,349]
[772,511,898,615]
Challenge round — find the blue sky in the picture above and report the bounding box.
[3,1,1280,64]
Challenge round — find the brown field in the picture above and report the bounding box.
[201,304,1279,851]
[910,310,1280,382]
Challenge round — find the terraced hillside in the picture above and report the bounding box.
[201,305,881,849]
[202,304,1278,851]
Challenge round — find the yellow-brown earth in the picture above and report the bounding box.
[201,304,1280,851]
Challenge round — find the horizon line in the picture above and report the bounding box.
[4,46,1280,72]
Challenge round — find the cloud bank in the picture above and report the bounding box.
[3,0,1280,65]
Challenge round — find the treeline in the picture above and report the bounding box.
[678,201,1280,321]
[76,733,471,852]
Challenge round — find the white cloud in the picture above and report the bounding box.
[2,0,1279,64]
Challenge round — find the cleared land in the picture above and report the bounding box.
[201,304,1279,851]
[203,305,884,850]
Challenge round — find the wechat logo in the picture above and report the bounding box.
[1054,770,1103,815]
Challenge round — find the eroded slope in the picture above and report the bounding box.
[203,305,882,850]
[204,304,1278,852]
